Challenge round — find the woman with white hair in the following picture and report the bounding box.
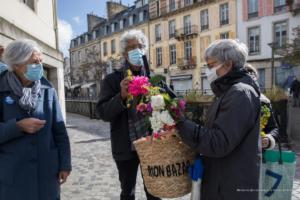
[0,39,71,200]
[175,39,261,200]
[96,30,161,200]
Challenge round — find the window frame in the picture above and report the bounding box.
[169,44,176,65]
[248,26,261,55]
[156,47,163,67]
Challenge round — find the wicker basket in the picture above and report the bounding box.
[133,131,196,198]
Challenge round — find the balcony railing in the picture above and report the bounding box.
[220,19,229,26]
[175,25,198,40]
[201,24,209,31]
[177,56,197,70]
[274,4,287,13]
[169,32,176,39]
[248,11,258,19]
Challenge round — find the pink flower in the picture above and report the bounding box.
[178,99,186,111]
[137,103,147,113]
[128,76,151,97]
[153,132,160,139]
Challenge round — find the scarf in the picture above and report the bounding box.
[5,71,41,112]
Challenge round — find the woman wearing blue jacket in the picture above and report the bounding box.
[0,39,71,200]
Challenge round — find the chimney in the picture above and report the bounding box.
[87,13,106,32]
[106,0,128,20]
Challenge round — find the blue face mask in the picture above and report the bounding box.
[0,62,8,74]
[25,63,44,81]
[128,48,144,67]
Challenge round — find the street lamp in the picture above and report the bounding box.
[268,42,277,88]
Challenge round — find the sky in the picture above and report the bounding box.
[57,0,135,57]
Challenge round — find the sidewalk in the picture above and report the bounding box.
[61,113,300,200]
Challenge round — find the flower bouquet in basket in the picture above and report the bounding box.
[126,70,196,198]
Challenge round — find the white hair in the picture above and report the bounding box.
[205,39,249,68]
[3,39,41,70]
[119,29,148,55]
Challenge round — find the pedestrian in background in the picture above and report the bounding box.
[0,39,71,200]
[290,76,300,107]
[0,45,8,73]
[96,30,161,200]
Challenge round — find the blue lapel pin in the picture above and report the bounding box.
[4,96,15,105]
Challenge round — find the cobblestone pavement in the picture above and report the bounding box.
[61,113,300,200]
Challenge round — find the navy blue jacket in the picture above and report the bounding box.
[0,72,71,200]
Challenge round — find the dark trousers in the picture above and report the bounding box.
[115,157,161,200]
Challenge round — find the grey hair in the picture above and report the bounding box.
[119,29,148,55]
[205,39,248,68]
[3,39,41,70]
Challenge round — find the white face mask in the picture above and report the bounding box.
[205,63,223,84]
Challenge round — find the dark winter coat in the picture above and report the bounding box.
[96,69,137,161]
[176,68,261,200]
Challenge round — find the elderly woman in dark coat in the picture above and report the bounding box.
[0,39,71,200]
[175,39,261,200]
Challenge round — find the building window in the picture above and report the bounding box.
[139,11,144,22]
[92,31,97,40]
[111,39,116,54]
[220,32,229,39]
[23,0,35,11]
[274,0,286,13]
[220,3,229,26]
[258,68,265,88]
[120,20,124,29]
[103,42,107,56]
[156,47,162,67]
[129,16,133,26]
[169,0,176,11]
[133,14,137,24]
[274,21,287,48]
[248,0,258,18]
[71,53,75,64]
[248,27,260,54]
[169,20,176,38]
[106,26,110,35]
[111,24,115,33]
[169,44,176,65]
[184,41,192,60]
[155,24,162,41]
[78,51,81,62]
[200,9,209,31]
[156,1,160,16]
[184,0,192,6]
[184,15,191,35]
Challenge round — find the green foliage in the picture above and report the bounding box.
[183,90,214,103]
[264,86,288,102]
[149,75,166,86]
